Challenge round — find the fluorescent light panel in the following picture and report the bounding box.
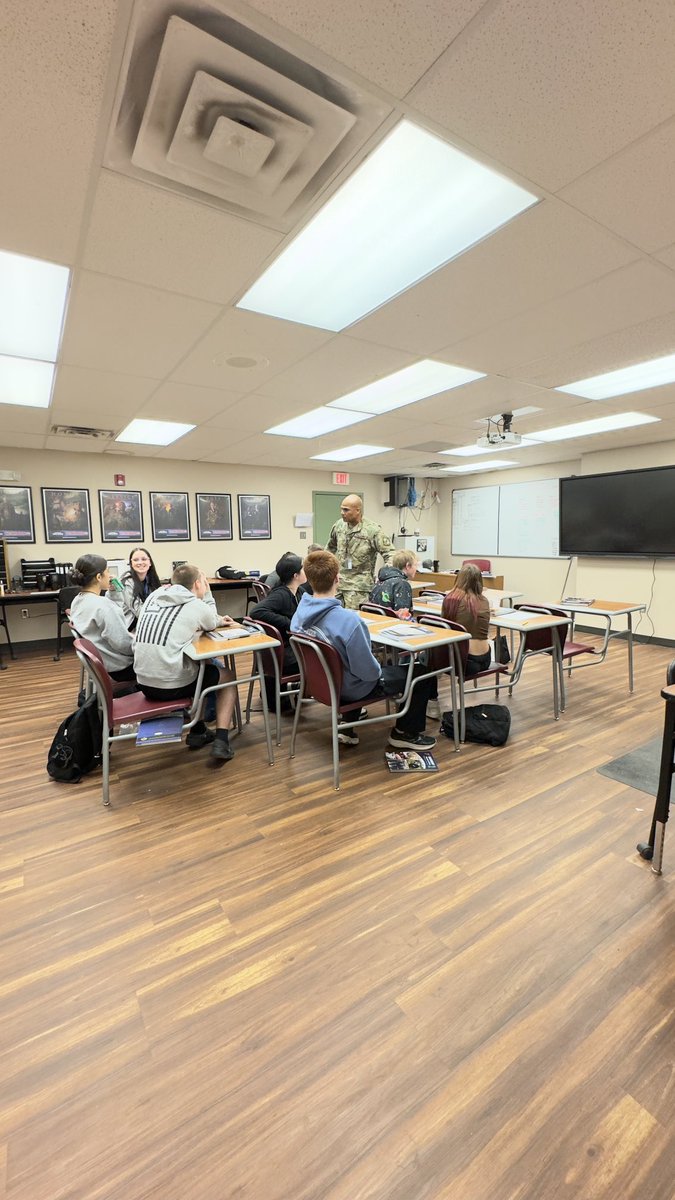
[0,354,55,408]
[557,352,675,399]
[238,119,538,331]
[442,438,541,456]
[115,418,195,446]
[532,411,659,443]
[311,444,393,461]
[443,460,518,473]
[328,360,484,416]
[0,249,70,362]
[265,407,371,438]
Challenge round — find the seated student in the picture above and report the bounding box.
[108,546,161,630]
[249,553,306,709]
[133,563,238,762]
[369,550,417,616]
[69,554,136,682]
[442,562,491,678]
[290,550,436,750]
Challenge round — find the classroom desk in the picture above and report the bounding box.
[208,576,258,610]
[413,589,524,618]
[185,626,281,765]
[359,612,470,750]
[416,571,505,592]
[491,610,569,720]
[0,589,60,667]
[541,599,646,692]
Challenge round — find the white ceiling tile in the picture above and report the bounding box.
[444,260,675,375]
[44,436,111,454]
[559,119,675,252]
[170,308,331,390]
[0,433,48,451]
[656,243,675,271]
[203,391,314,433]
[0,406,50,435]
[512,310,675,388]
[60,272,221,378]
[255,335,414,401]
[0,0,117,263]
[349,201,637,356]
[51,366,158,419]
[82,173,283,304]
[149,427,240,459]
[137,382,245,425]
[245,0,487,95]
[408,0,675,191]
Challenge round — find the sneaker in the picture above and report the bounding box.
[211,736,234,762]
[388,729,437,751]
[186,727,216,749]
[337,729,359,746]
[427,699,441,721]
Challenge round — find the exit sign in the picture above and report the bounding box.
[332,472,350,485]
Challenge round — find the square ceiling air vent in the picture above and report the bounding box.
[51,425,115,439]
[105,0,391,231]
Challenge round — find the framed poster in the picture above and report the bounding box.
[41,487,92,543]
[238,494,271,540]
[99,489,143,542]
[196,492,232,540]
[0,485,35,542]
[150,491,191,541]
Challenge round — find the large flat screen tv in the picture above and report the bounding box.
[559,465,675,557]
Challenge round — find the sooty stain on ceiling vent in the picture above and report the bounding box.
[51,425,115,439]
[105,0,391,231]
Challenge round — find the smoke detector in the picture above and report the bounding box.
[105,0,391,231]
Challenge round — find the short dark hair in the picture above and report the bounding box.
[172,563,200,589]
[276,552,303,585]
[303,550,339,593]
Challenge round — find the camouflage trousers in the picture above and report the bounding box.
[338,579,373,610]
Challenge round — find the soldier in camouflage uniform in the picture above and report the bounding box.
[326,495,395,609]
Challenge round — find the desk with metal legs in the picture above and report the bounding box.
[491,611,569,719]
[186,627,281,766]
[542,600,646,692]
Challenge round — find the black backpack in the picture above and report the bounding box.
[441,703,511,746]
[46,696,103,783]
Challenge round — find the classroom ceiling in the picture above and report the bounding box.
[3,0,675,477]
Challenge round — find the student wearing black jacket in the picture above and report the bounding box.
[249,553,306,708]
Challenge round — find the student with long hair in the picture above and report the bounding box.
[109,546,161,629]
[70,554,136,682]
[442,563,492,678]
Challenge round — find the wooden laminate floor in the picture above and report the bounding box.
[1,638,675,1200]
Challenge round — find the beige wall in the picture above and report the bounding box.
[437,440,675,641]
[0,447,438,643]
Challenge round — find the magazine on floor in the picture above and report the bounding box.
[385,750,438,772]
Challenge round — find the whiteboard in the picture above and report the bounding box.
[498,478,559,557]
[450,478,561,559]
[451,486,499,556]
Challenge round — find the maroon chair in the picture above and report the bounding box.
[289,632,399,790]
[246,579,271,614]
[418,614,509,742]
[359,601,398,618]
[242,616,297,745]
[507,605,579,719]
[514,605,597,669]
[462,559,492,573]
[73,639,193,806]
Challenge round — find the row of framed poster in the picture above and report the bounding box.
[0,486,272,543]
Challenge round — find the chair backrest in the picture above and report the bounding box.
[462,559,491,573]
[57,585,80,621]
[252,581,271,602]
[359,601,397,618]
[419,589,446,599]
[418,614,469,670]
[242,616,285,676]
[290,633,344,708]
[73,637,114,722]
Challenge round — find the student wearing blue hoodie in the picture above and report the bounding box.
[290,550,436,750]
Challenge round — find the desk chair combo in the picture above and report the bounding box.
[417,614,510,742]
[247,580,271,612]
[512,604,595,712]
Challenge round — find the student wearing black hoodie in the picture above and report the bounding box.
[369,550,418,616]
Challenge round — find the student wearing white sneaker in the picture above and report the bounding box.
[290,551,437,751]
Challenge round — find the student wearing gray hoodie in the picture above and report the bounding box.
[134,563,238,762]
[290,550,436,751]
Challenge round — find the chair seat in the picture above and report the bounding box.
[473,662,510,681]
[563,641,597,658]
[337,686,400,716]
[112,693,190,724]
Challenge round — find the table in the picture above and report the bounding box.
[413,589,524,618]
[491,610,570,719]
[208,576,258,610]
[416,571,505,591]
[0,589,60,667]
[637,682,675,875]
[359,613,470,750]
[186,626,282,765]
[541,599,646,692]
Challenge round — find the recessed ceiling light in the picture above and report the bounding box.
[442,459,518,473]
[115,418,195,446]
[238,119,538,331]
[0,355,55,408]
[311,444,393,461]
[441,438,540,456]
[0,249,70,363]
[212,352,270,369]
[328,360,484,415]
[265,407,372,438]
[556,353,675,400]
[532,412,659,442]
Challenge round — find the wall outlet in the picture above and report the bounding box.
[21,609,29,619]
[299,530,307,540]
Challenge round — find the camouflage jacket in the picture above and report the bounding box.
[326,517,394,608]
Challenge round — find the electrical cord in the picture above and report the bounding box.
[633,557,655,642]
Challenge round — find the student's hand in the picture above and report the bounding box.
[218,614,236,628]
[395,607,411,620]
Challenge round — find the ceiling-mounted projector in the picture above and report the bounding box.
[477,411,522,449]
